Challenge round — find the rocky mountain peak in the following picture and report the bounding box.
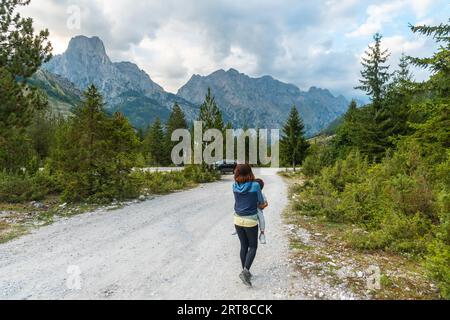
[227,68,240,75]
[66,35,108,59]
[44,35,163,101]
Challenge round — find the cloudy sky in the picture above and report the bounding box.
[21,0,448,100]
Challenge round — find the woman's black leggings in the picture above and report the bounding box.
[235,225,259,271]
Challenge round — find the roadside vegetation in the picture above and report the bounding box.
[283,172,441,300]
[283,22,449,299]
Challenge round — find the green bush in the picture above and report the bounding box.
[140,171,190,194]
[425,190,450,299]
[0,170,59,203]
[295,140,449,297]
[302,141,337,178]
[128,166,219,197]
[426,239,450,299]
[183,165,220,183]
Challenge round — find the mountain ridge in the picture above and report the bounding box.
[39,35,349,135]
[178,67,348,134]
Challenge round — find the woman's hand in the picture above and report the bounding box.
[259,202,268,209]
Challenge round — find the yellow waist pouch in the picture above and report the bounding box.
[234,214,258,228]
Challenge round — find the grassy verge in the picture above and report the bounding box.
[282,171,441,300]
[0,196,107,243]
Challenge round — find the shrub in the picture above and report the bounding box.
[0,170,58,203]
[313,150,368,193]
[183,165,220,183]
[426,239,450,299]
[295,140,449,297]
[128,166,219,197]
[0,172,33,203]
[425,190,450,299]
[302,141,336,178]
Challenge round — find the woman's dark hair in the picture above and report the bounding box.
[255,178,264,190]
[234,164,255,184]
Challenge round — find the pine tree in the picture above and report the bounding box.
[0,0,52,78]
[407,21,450,153]
[198,88,224,131]
[109,112,141,197]
[50,86,110,200]
[378,54,414,143]
[334,100,359,150]
[167,103,188,133]
[197,88,225,164]
[280,106,309,170]
[394,53,413,85]
[165,103,188,165]
[346,100,358,120]
[355,33,391,112]
[77,86,109,171]
[27,110,59,163]
[144,118,167,166]
[0,0,52,172]
[408,21,450,76]
[350,34,396,160]
[68,85,111,199]
[166,103,187,145]
[50,86,140,201]
[408,21,450,97]
[136,127,146,142]
[333,100,382,159]
[0,0,51,128]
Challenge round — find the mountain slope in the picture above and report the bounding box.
[110,91,198,129]
[178,68,349,135]
[28,69,82,116]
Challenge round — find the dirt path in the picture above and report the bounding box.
[0,173,306,300]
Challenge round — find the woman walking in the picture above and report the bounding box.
[233,164,266,287]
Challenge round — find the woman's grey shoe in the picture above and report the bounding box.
[239,270,252,287]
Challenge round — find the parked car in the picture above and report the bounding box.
[214,160,237,175]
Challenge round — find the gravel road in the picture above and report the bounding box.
[0,173,305,300]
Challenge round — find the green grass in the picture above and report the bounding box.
[0,223,28,244]
[290,240,313,251]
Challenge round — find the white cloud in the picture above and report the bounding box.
[223,47,259,75]
[410,0,434,18]
[346,0,444,38]
[346,1,405,37]
[17,0,442,99]
[357,33,436,86]
[382,35,426,54]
